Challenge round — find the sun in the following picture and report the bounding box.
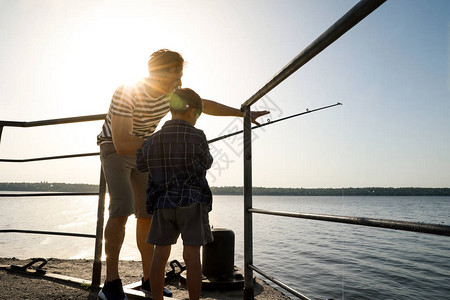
[114,57,150,86]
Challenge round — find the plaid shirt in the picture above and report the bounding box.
[136,119,213,214]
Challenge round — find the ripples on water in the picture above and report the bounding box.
[1,195,449,299]
[250,196,450,299]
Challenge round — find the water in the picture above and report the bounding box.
[1,194,449,299]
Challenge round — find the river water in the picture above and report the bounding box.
[1,194,449,299]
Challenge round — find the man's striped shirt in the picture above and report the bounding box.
[97,78,170,145]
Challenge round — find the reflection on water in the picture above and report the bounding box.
[0,194,186,261]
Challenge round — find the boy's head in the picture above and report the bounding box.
[168,88,202,126]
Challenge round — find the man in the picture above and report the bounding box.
[97,49,268,299]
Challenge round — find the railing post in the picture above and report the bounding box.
[243,107,254,299]
[91,167,107,287]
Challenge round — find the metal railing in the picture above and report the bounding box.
[239,0,450,299]
[0,114,107,287]
[0,114,106,142]
[2,1,450,299]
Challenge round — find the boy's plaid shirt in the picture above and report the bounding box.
[136,119,213,214]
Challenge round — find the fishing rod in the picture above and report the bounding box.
[207,102,342,144]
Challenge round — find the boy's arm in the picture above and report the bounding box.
[203,149,213,170]
[200,138,213,170]
[202,99,269,126]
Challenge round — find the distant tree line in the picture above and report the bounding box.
[0,182,99,193]
[1,182,449,196]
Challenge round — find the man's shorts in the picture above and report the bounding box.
[100,143,151,218]
[148,202,214,246]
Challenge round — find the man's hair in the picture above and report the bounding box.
[148,49,184,74]
[169,88,202,115]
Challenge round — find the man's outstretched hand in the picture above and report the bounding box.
[250,110,270,126]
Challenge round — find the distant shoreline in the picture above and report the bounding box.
[1,182,450,196]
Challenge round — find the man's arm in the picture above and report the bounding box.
[111,115,145,155]
[136,147,148,172]
[202,99,269,125]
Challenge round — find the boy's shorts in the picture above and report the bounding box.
[148,202,214,246]
[100,143,151,218]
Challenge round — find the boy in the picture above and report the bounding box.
[136,88,214,300]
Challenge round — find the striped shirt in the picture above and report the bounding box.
[97,78,170,145]
[136,119,213,214]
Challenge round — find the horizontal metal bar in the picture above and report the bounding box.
[0,152,100,163]
[0,192,99,197]
[0,229,96,239]
[0,114,106,143]
[249,264,312,300]
[241,0,386,110]
[0,114,106,128]
[249,208,450,237]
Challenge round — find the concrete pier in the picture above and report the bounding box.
[0,258,291,300]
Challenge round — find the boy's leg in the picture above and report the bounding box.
[183,245,202,300]
[177,203,213,300]
[150,245,171,300]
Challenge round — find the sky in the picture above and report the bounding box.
[0,0,449,188]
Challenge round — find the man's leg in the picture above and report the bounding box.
[183,245,202,300]
[150,245,171,300]
[105,215,128,281]
[136,217,154,280]
[100,143,135,282]
[131,166,154,281]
